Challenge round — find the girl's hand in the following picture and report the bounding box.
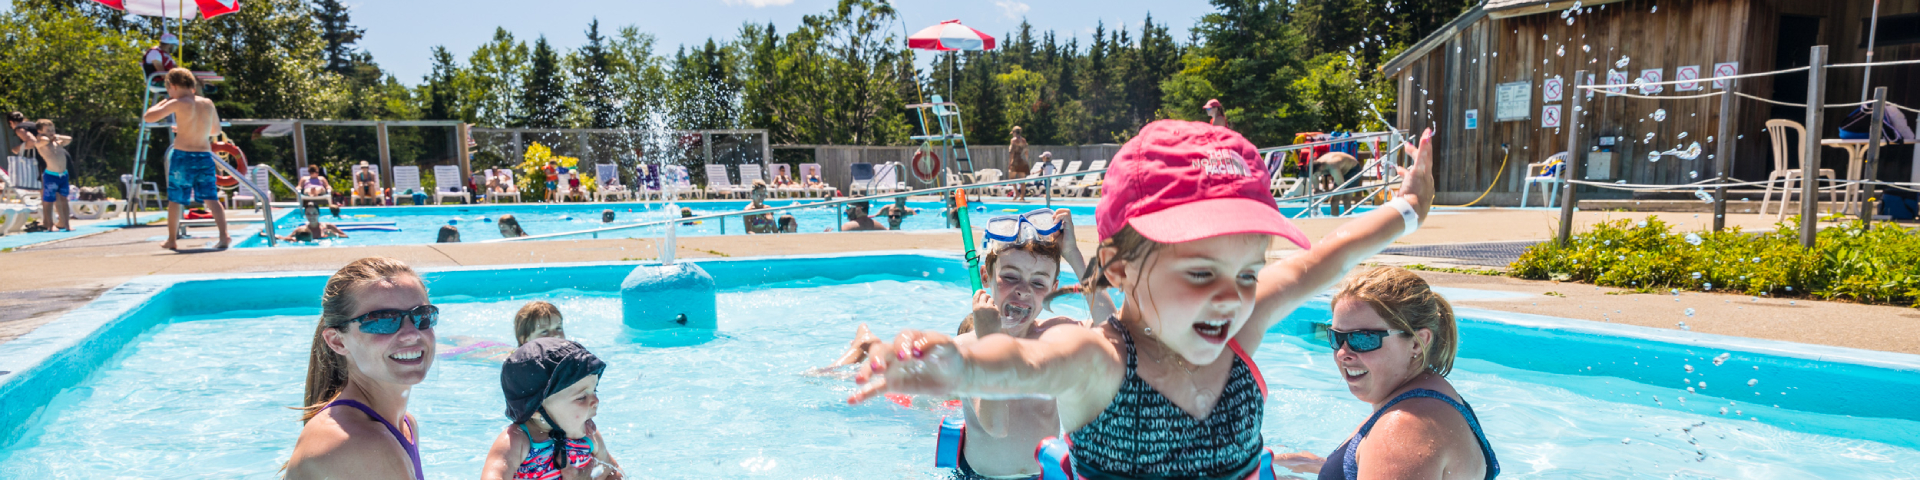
[1395,128,1436,222]
[849,330,965,404]
[1051,208,1075,243]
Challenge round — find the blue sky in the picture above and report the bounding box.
[343,0,1219,83]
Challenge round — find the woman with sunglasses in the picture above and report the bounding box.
[1273,267,1499,480]
[285,257,438,480]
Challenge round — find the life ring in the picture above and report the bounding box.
[211,134,249,188]
[911,145,941,183]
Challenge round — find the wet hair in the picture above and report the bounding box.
[34,119,54,135]
[601,209,615,223]
[328,205,342,218]
[298,257,424,423]
[680,207,694,218]
[1331,267,1459,377]
[984,239,1066,307]
[6,112,22,124]
[777,214,796,233]
[514,301,564,345]
[165,67,195,89]
[497,215,525,237]
[752,179,768,191]
[437,225,460,243]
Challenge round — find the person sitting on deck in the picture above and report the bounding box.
[302,168,332,198]
[486,166,510,194]
[353,161,379,203]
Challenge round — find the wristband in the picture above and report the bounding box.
[1387,197,1420,236]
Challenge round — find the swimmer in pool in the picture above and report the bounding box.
[498,214,527,238]
[284,257,435,480]
[436,225,461,243]
[745,181,777,234]
[483,338,624,480]
[269,204,349,242]
[1272,267,1499,479]
[515,301,566,345]
[849,121,1438,480]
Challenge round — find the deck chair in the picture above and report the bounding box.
[295,167,334,206]
[350,164,382,205]
[1759,119,1837,220]
[0,204,34,235]
[121,173,164,211]
[230,165,275,210]
[391,165,425,205]
[849,163,879,196]
[1068,160,1108,197]
[770,164,801,198]
[635,164,662,201]
[703,164,737,199]
[594,163,631,202]
[971,169,1003,196]
[433,165,470,204]
[740,163,766,192]
[872,162,905,194]
[1049,161,1085,196]
[489,168,523,203]
[664,165,695,200]
[1519,152,1568,208]
[799,163,830,198]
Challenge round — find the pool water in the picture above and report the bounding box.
[234,200,1363,248]
[2,272,1915,478]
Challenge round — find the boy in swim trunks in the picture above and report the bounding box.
[17,119,74,231]
[144,68,229,250]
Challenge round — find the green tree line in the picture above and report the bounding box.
[0,0,1471,190]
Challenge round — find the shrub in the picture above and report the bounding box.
[1510,215,1920,307]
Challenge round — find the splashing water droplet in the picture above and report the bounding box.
[1645,132,1658,144]
[1678,131,1689,139]
[1557,46,1566,56]
[1582,44,1591,53]
[1651,5,1658,12]
[1567,17,1575,25]
[1678,142,1704,160]
[1686,308,1696,316]
[1653,109,1668,121]
[1694,189,1714,203]
[1617,56,1631,68]
[1699,381,1707,388]
[1692,272,1702,279]
[1748,379,1758,386]
[1542,34,1550,41]
[1720,407,1728,414]
[1714,353,1731,366]
[1690,170,1699,178]
[1648,150,1663,162]
[1684,364,1695,373]
[1686,232,1704,244]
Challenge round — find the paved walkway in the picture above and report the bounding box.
[3,206,1910,354]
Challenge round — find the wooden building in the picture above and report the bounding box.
[1383,0,1920,205]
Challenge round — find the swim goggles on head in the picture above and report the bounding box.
[347,305,438,335]
[984,208,1062,249]
[1328,328,1404,353]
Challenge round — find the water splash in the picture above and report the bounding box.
[1677,142,1704,160]
[1557,45,1566,56]
[1644,132,1657,144]
[1616,56,1631,68]
[1653,109,1668,121]
[1685,232,1704,244]
[1693,189,1714,203]
[1685,308,1696,316]
[1678,131,1689,139]
[1713,352,1731,366]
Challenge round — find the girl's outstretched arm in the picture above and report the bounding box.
[1241,129,1437,350]
[849,325,1123,412]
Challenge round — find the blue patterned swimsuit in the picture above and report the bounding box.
[1067,324,1267,479]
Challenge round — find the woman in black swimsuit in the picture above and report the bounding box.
[285,257,437,479]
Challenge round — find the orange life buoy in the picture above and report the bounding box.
[911,146,941,182]
[211,136,248,188]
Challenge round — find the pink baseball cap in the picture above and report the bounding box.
[1205,98,1223,110]
[1096,120,1309,249]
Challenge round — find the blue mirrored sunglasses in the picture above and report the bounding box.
[347,305,438,335]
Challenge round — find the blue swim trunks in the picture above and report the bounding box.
[41,170,70,202]
[168,150,219,205]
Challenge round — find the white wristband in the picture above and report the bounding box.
[1387,197,1420,236]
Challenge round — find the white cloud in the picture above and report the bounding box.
[722,0,795,7]
[995,0,1031,20]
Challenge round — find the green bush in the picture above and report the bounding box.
[1510,216,1920,307]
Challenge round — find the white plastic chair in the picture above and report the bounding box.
[594,163,630,202]
[1049,161,1085,196]
[389,166,426,205]
[799,163,829,198]
[1068,160,1108,197]
[740,164,766,191]
[703,164,736,199]
[1519,153,1567,208]
[230,166,275,210]
[1759,119,1836,220]
[434,165,470,204]
[349,164,382,205]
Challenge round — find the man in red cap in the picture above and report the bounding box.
[1205,98,1231,129]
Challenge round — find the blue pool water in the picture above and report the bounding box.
[0,254,1915,478]
[233,200,1364,248]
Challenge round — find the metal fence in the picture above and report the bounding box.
[775,144,1123,192]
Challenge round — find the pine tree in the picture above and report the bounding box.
[312,0,364,75]
[517,36,568,128]
[424,46,459,120]
[573,19,619,129]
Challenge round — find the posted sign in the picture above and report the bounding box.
[1541,105,1562,128]
[1675,65,1702,91]
[1606,70,1629,96]
[1465,109,1479,130]
[1495,81,1531,121]
[1713,62,1739,89]
[1639,69,1664,95]
[1543,76,1564,102]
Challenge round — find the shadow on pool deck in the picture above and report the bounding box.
[2,206,1911,354]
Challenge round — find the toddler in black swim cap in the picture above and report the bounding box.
[484,338,625,478]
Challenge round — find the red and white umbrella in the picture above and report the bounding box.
[908,20,996,52]
[92,0,240,20]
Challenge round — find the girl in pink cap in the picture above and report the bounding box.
[850,119,1439,480]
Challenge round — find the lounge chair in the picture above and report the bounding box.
[1067,160,1108,197]
[296,167,334,206]
[873,162,906,194]
[664,165,696,200]
[488,168,523,203]
[849,163,879,197]
[634,164,662,201]
[740,163,765,191]
[433,165,470,204]
[1519,153,1568,208]
[349,164,382,205]
[703,164,738,199]
[391,165,425,205]
[230,165,275,210]
[1049,161,1084,196]
[799,163,831,198]
[121,173,164,211]
[769,164,801,198]
[1759,119,1837,220]
[594,163,631,202]
[0,203,33,235]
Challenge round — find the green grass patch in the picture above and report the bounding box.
[1510,215,1920,307]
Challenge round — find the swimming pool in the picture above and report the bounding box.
[1,252,1914,478]
[232,200,1366,248]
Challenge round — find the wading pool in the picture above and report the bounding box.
[0,252,1914,478]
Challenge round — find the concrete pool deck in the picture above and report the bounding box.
[2,205,1913,355]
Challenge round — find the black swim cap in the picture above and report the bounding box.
[501,338,606,424]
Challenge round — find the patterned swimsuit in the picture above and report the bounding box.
[1068,324,1267,479]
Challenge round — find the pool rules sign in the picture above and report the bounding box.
[1541,105,1562,129]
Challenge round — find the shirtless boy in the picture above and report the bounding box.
[144,68,229,250]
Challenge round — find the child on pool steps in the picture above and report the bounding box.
[851,120,1438,479]
[483,338,624,480]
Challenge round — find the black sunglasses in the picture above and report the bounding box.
[346,305,438,335]
[1328,328,1405,353]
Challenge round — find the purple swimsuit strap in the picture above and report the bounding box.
[325,399,424,480]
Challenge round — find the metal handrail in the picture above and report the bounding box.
[1254,131,1394,155]
[206,151,277,246]
[484,168,1110,243]
[266,165,298,194]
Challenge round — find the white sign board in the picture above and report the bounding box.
[1543,76,1564,102]
[1541,105,1563,129]
[1495,81,1531,121]
[1465,109,1479,129]
[1585,73,1597,100]
[1606,70,1629,96]
[1675,65,1702,91]
[1713,62,1739,89]
[1639,69,1664,94]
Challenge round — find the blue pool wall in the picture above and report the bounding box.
[1,251,1917,448]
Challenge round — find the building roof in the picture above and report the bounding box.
[1379,0,1629,75]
